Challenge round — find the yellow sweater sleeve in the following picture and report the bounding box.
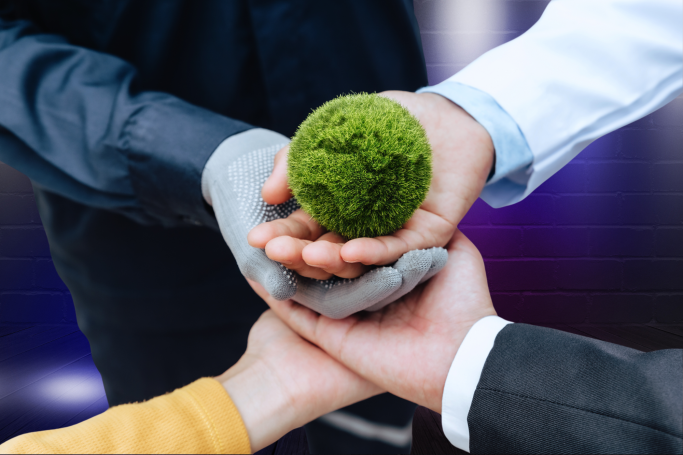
[0,378,251,454]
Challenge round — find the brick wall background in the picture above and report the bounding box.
[0,0,681,326]
[415,0,683,325]
[0,163,75,324]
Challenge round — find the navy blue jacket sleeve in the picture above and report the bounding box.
[0,10,253,227]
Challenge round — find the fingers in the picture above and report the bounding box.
[364,249,433,312]
[265,236,334,280]
[293,267,402,319]
[340,209,454,265]
[246,279,272,302]
[418,247,449,284]
[264,233,369,279]
[301,233,370,279]
[264,236,310,267]
[248,209,326,249]
[261,145,293,205]
[251,209,370,279]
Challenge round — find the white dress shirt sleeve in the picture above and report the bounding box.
[441,315,512,452]
[424,0,683,208]
[417,81,534,209]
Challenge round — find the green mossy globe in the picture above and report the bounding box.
[288,93,432,239]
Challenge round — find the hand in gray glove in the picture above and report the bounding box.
[201,128,447,319]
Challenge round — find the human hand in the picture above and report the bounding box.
[203,126,448,318]
[215,308,382,452]
[263,231,496,414]
[249,91,494,280]
[202,129,299,300]
[203,128,428,314]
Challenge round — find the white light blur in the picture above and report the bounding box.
[447,0,506,65]
[417,0,507,84]
[40,374,105,403]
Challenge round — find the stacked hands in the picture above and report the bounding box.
[4,3,681,452]
[205,91,497,450]
[219,231,496,451]
[239,91,495,317]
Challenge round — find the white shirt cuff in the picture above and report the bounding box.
[441,315,512,452]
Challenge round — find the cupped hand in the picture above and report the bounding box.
[216,309,382,452]
[263,231,496,414]
[249,91,494,279]
[247,207,370,280]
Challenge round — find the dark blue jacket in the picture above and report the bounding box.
[0,0,427,330]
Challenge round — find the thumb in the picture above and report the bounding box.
[262,144,293,204]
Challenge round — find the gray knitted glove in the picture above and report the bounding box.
[201,128,448,319]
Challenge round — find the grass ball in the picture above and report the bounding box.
[288,93,432,239]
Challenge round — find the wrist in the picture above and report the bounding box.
[201,128,291,207]
[440,314,510,451]
[217,358,297,453]
[429,92,495,180]
[432,311,497,414]
[415,92,495,224]
[418,81,534,207]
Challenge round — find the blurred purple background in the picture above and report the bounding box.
[0,163,75,325]
[0,0,681,444]
[0,0,682,333]
[415,0,683,326]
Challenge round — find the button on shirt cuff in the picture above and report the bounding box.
[441,315,512,452]
[417,81,534,208]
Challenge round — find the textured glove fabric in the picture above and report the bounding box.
[202,129,301,300]
[365,247,449,313]
[202,128,448,318]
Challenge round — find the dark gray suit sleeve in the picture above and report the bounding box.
[468,324,683,454]
[0,6,252,227]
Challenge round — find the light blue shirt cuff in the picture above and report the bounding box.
[417,81,534,208]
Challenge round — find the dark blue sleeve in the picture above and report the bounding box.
[0,11,253,227]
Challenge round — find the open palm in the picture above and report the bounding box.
[260,231,496,413]
[249,91,494,280]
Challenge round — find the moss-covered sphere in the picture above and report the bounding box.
[288,93,432,239]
